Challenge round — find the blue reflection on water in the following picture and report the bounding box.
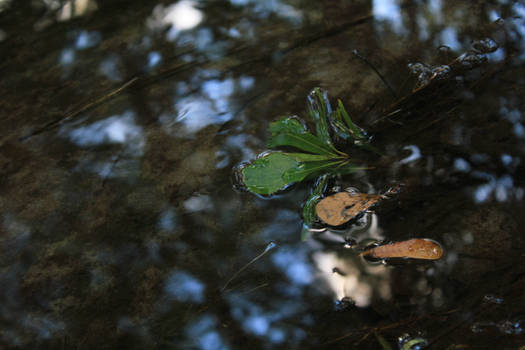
[373,0,404,34]
[239,76,255,91]
[147,51,162,68]
[174,77,240,134]
[202,79,234,111]
[440,27,462,51]
[158,208,177,232]
[454,158,471,172]
[230,0,302,24]
[164,270,205,303]
[65,111,143,152]
[60,48,75,66]
[271,246,313,286]
[228,291,305,344]
[75,30,101,50]
[186,315,230,350]
[244,315,269,336]
[22,315,64,340]
[99,55,122,81]
[259,210,300,241]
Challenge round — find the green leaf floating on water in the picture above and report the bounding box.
[238,87,370,197]
[268,117,339,156]
[307,88,338,152]
[329,99,369,143]
[241,152,344,196]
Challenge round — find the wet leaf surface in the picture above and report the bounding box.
[267,116,337,156]
[359,238,444,260]
[315,191,383,226]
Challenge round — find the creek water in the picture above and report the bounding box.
[1,1,525,349]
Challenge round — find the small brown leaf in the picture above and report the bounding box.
[315,191,382,226]
[359,239,444,260]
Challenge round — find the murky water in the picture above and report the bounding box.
[1,1,525,349]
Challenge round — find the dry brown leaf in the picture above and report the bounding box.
[315,191,382,226]
[359,239,444,260]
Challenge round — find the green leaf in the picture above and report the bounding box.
[241,152,301,195]
[329,99,369,143]
[282,159,347,183]
[302,175,329,232]
[240,152,348,196]
[307,88,338,152]
[374,332,393,350]
[268,117,338,156]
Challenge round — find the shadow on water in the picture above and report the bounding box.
[1,0,525,349]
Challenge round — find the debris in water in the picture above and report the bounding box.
[315,191,383,226]
[221,241,278,291]
[482,294,503,304]
[335,296,355,311]
[471,38,498,54]
[315,186,399,226]
[360,239,444,260]
[397,333,428,350]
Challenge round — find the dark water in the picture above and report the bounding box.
[1,1,525,349]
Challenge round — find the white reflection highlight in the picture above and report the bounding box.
[173,78,236,134]
[148,1,203,40]
[373,0,404,34]
[312,252,390,307]
[183,195,213,213]
[400,145,421,164]
[67,111,143,149]
[440,27,461,51]
[473,175,516,203]
[57,0,98,21]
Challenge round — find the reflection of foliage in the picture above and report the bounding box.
[239,88,370,196]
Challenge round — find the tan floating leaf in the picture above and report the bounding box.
[315,191,382,226]
[359,238,444,260]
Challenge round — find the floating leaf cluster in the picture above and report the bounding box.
[238,88,370,197]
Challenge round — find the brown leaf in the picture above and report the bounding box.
[315,191,382,226]
[359,239,444,260]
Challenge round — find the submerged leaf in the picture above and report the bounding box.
[315,191,383,226]
[302,175,329,229]
[268,117,338,156]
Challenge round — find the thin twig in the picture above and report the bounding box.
[353,49,397,98]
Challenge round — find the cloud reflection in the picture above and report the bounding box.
[57,0,98,21]
[164,270,205,303]
[271,246,313,286]
[373,0,405,34]
[64,111,144,152]
[185,315,230,350]
[148,1,203,41]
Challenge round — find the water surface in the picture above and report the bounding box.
[1,1,525,349]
